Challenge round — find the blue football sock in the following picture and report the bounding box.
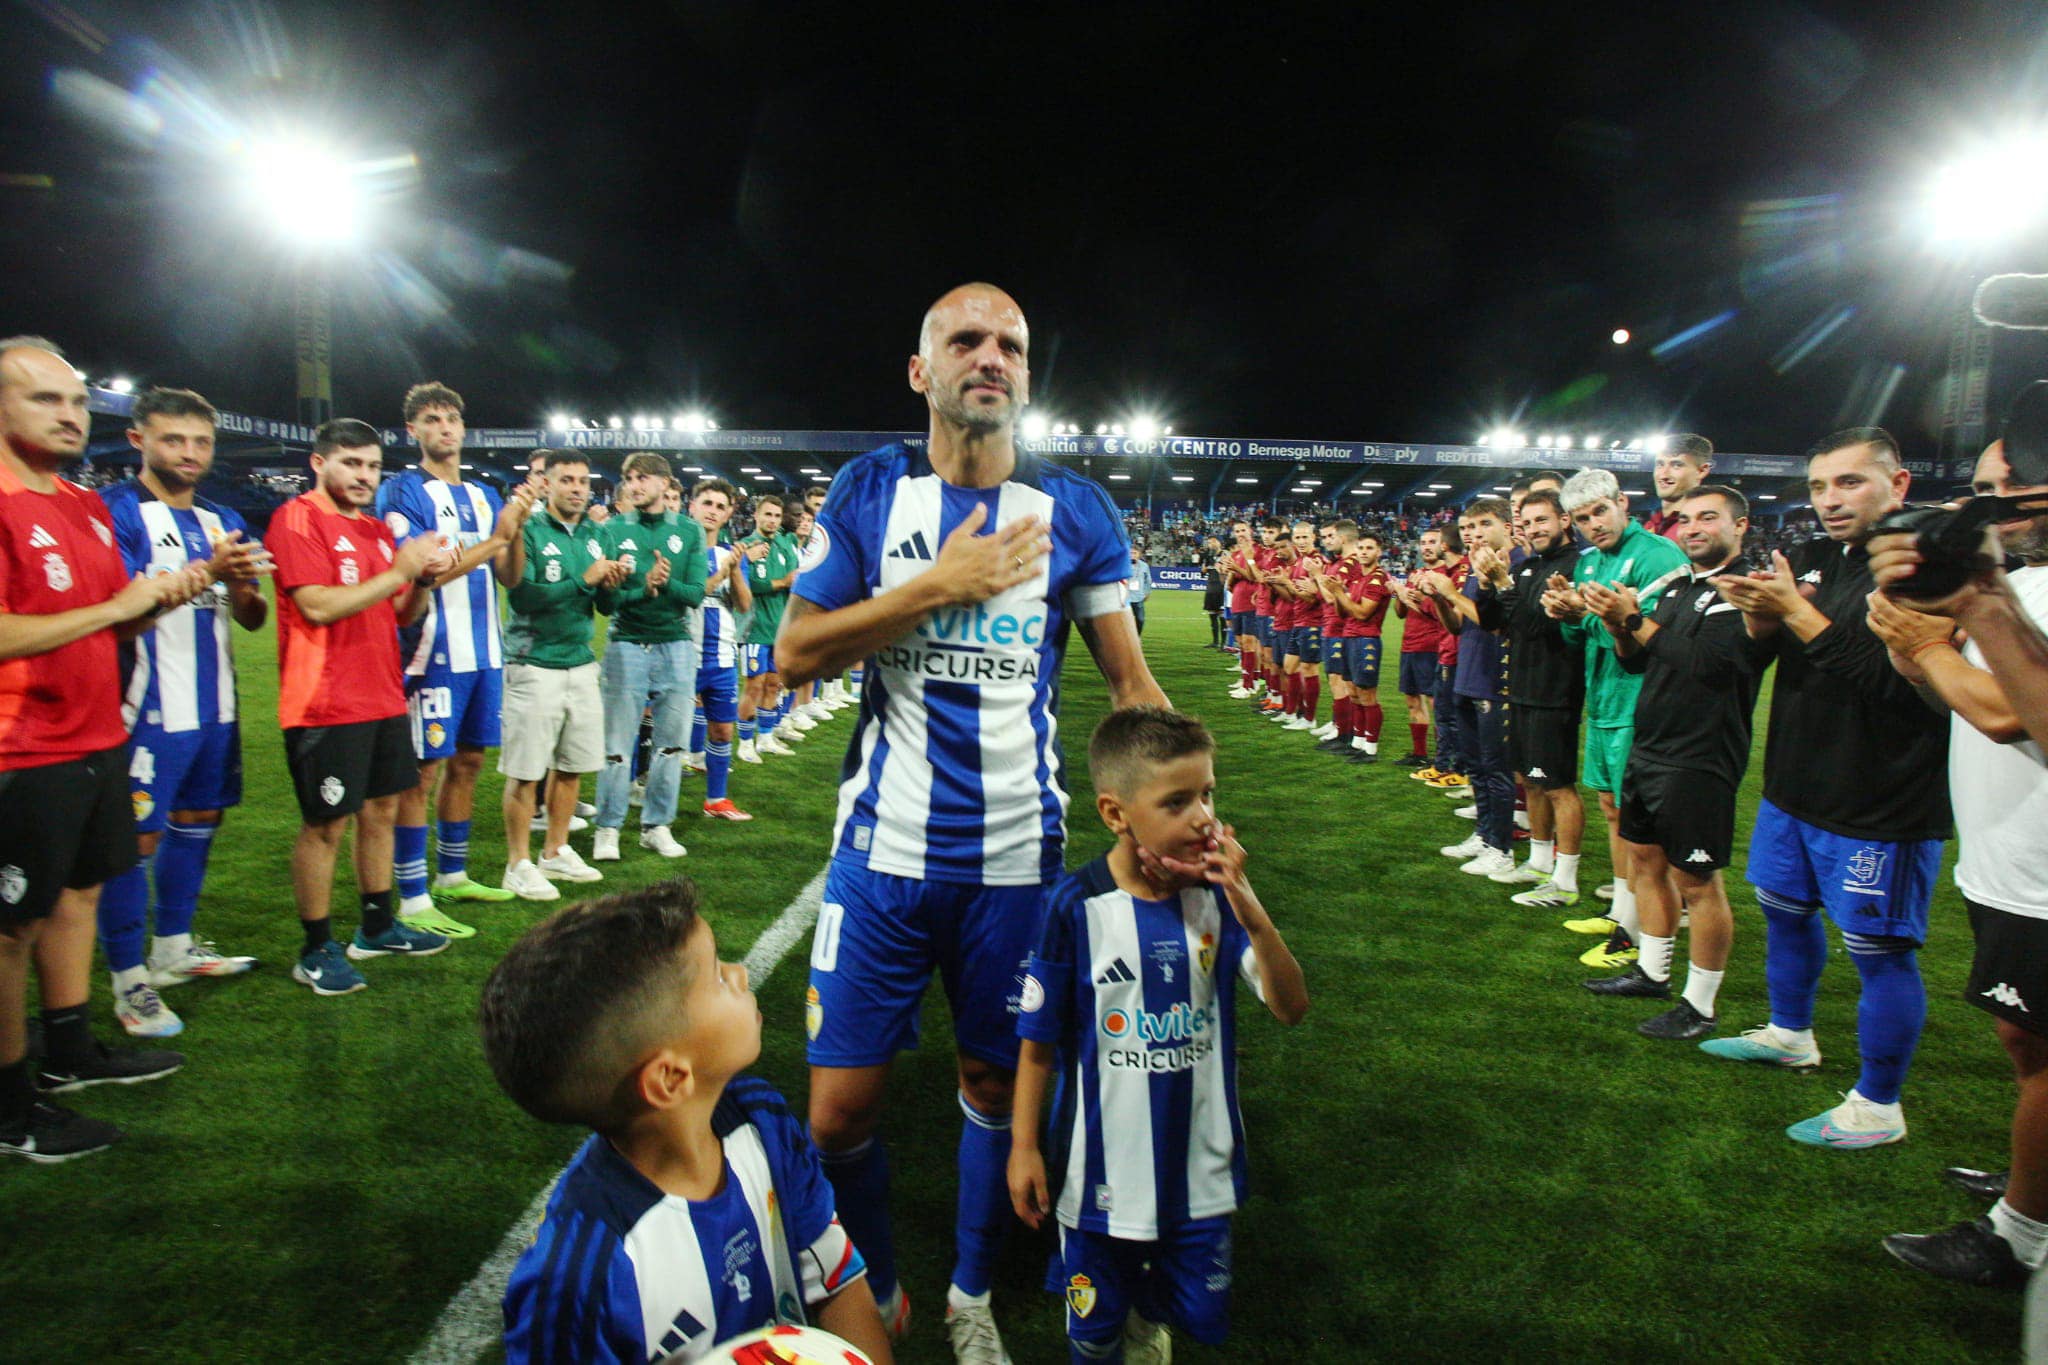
[1846,934,1926,1106]
[739,717,756,744]
[818,1138,897,1301]
[436,819,471,880]
[691,711,708,755]
[97,864,149,973]
[1758,890,1826,1031]
[394,824,430,901]
[153,818,218,939]
[774,694,791,727]
[952,1090,1014,1297]
[705,740,731,801]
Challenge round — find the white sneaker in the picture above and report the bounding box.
[639,825,688,858]
[1440,833,1485,859]
[1312,722,1338,740]
[774,721,806,743]
[501,860,561,901]
[802,701,831,722]
[737,738,762,765]
[823,692,853,711]
[1454,804,1478,819]
[1489,860,1548,885]
[789,710,818,732]
[945,1296,1012,1365]
[147,939,256,987]
[1282,715,1314,731]
[591,827,622,862]
[1514,809,1531,831]
[530,813,589,832]
[1460,846,1517,877]
[1359,739,1380,756]
[538,846,604,883]
[1228,686,1254,699]
[575,801,596,818]
[115,979,184,1038]
[683,752,707,772]
[757,733,796,757]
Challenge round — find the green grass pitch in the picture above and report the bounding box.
[0,589,2019,1361]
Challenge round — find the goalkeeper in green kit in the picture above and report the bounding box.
[1543,469,1690,963]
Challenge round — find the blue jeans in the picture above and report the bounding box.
[1454,692,1512,853]
[597,639,698,830]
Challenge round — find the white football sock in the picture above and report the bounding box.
[1682,964,1724,1017]
[1553,852,1581,892]
[1529,839,1555,874]
[1610,883,1640,937]
[151,932,193,963]
[1991,1199,2048,1269]
[1638,932,1675,983]
[947,1285,991,1312]
[111,964,148,994]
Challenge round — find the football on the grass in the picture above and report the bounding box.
[708,1323,874,1364]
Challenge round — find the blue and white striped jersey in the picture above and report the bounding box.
[699,542,741,672]
[792,444,1130,886]
[502,1076,865,1364]
[1018,856,1266,1241]
[101,482,245,733]
[376,468,504,677]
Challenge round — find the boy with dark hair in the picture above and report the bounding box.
[1009,707,1308,1364]
[484,879,891,1362]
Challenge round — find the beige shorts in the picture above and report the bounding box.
[498,662,602,782]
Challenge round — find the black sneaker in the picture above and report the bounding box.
[0,1101,122,1163]
[1583,965,1672,999]
[1344,749,1379,764]
[1942,1167,2011,1200]
[1638,1000,1717,1040]
[1395,753,1432,768]
[1315,737,1351,753]
[1882,1218,2032,1291]
[37,1039,185,1094]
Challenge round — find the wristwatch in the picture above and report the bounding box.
[1622,612,1644,633]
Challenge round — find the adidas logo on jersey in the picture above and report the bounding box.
[887,530,934,561]
[1095,958,1137,985]
[1527,766,1547,779]
[155,530,182,550]
[1984,982,2030,1012]
[541,543,562,556]
[333,535,356,553]
[1685,849,1712,864]
[27,524,57,549]
[1799,569,1823,585]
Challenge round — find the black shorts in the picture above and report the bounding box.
[1398,651,1438,698]
[1617,760,1736,874]
[1508,703,1579,788]
[0,746,138,925]
[284,716,416,824]
[1966,899,2048,1037]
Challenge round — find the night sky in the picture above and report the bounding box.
[4,0,2046,456]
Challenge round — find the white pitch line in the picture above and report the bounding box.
[408,865,831,1365]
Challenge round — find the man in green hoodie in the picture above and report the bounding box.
[591,452,707,863]
[1545,468,1691,967]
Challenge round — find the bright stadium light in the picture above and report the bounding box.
[740,466,762,474]
[1583,435,1602,451]
[1095,424,1108,435]
[1234,476,1260,484]
[1019,412,1050,441]
[677,411,714,434]
[649,416,666,430]
[107,375,135,394]
[547,413,570,432]
[1162,426,1174,436]
[1110,423,1126,436]
[1170,475,1193,483]
[1108,473,1131,481]
[1923,126,2048,248]
[1612,328,1631,345]
[608,416,624,429]
[234,134,370,247]
[1428,483,1452,490]
[1128,415,1160,443]
[1414,490,1438,498]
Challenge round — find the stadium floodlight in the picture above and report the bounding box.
[740,466,762,474]
[1110,423,1126,436]
[1358,480,1384,486]
[1644,433,1668,454]
[1612,328,1631,345]
[679,465,703,474]
[1234,476,1260,484]
[1299,479,1323,487]
[1019,412,1050,441]
[676,411,714,434]
[547,413,570,432]
[107,375,135,394]
[234,134,371,248]
[1128,415,1160,443]
[630,415,648,432]
[1414,490,1438,497]
[607,416,624,429]
[1162,426,1174,435]
[1493,429,1525,449]
[1095,424,1108,435]
[1583,435,1602,450]
[1757,493,1778,500]
[1923,126,2048,249]
[1428,483,1453,490]
[1170,474,1194,483]
[649,416,666,431]
[1108,473,1131,481]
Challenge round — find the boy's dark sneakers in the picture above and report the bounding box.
[1344,749,1379,764]
[1638,1000,1716,1040]
[1316,737,1350,754]
[1882,1218,2032,1291]
[1583,965,1672,999]
[1395,753,1433,768]
[0,1102,122,1163]
[1942,1167,2011,1200]
[37,1039,185,1094]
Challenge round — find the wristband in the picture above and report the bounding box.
[1908,637,1954,662]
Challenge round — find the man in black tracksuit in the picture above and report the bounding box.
[1476,489,1587,902]
[1580,485,1767,1041]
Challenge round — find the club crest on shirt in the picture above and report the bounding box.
[319,776,344,807]
[132,790,154,822]
[1067,1273,1098,1318]
[1197,932,1216,976]
[805,985,823,1039]
[42,552,71,592]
